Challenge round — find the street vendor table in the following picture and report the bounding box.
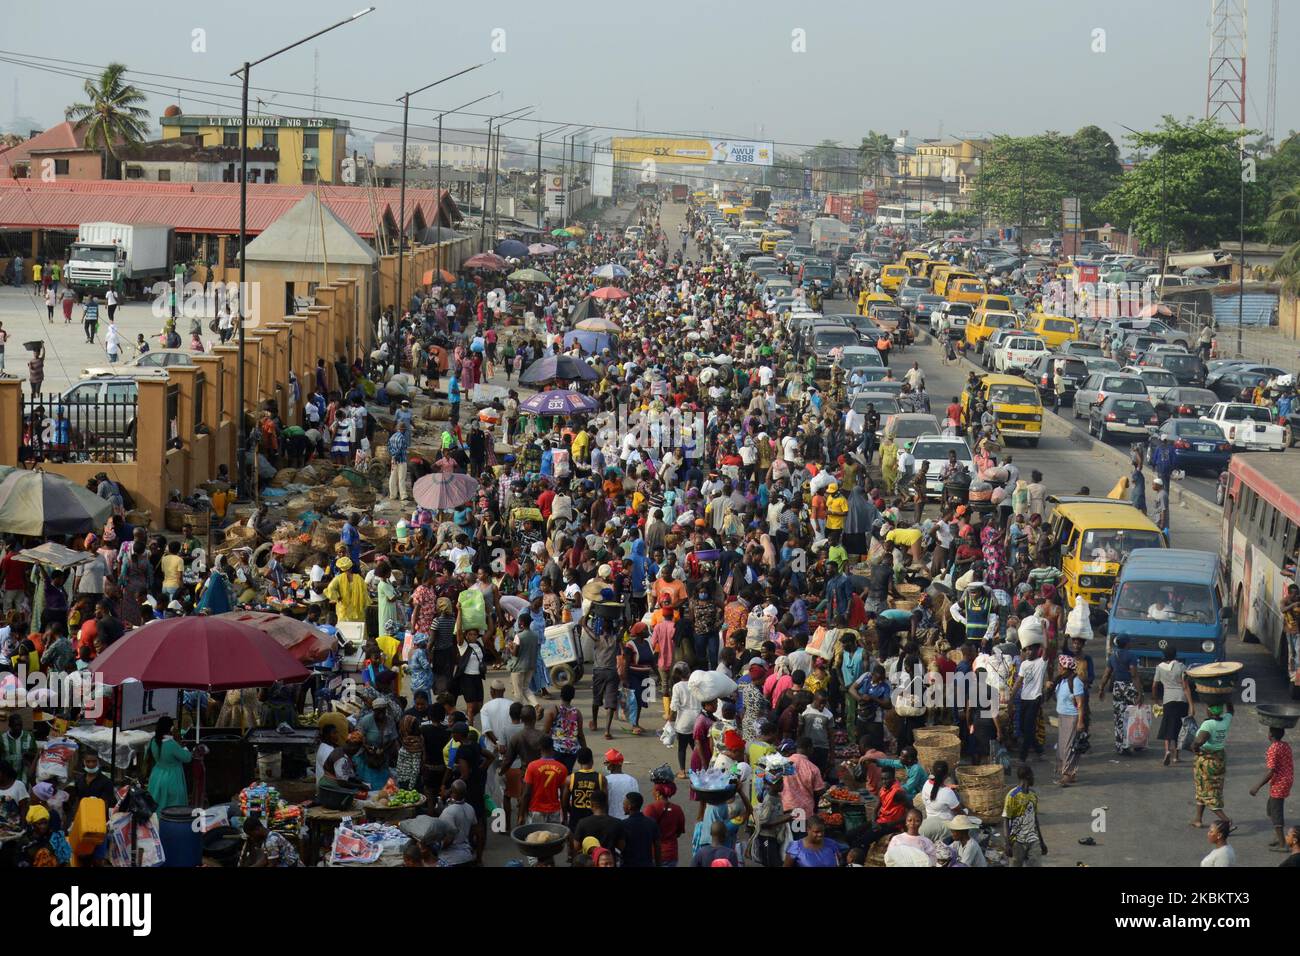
[247,727,318,781]
[302,806,350,867]
[66,726,154,771]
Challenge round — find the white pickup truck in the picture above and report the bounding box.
[1200,402,1286,451]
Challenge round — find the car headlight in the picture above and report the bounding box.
[1079,576,1094,588]
[1201,641,1216,653]
[1029,414,1042,422]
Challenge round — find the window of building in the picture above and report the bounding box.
[301,168,317,184]
[264,168,277,184]
[125,166,144,179]
[53,159,69,175]
[222,164,235,183]
[262,129,278,149]
[157,169,171,182]
[304,130,319,148]
[223,130,240,148]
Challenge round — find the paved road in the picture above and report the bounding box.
[678,203,1293,867]
[0,284,185,395]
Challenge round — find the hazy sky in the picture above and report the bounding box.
[3,0,1295,157]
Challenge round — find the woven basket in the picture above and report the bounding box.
[348,489,377,509]
[913,726,960,748]
[310,520,342,551]
[282,539,312,568]
[896,582,922,599]
[271,522,299,543]
[891,599,917,612]
[223,525,257,546]
[914,734,961,774]
[959,783,1004,821]
[307,488,338,510]
[164,505,203,533]
[956,764,1005,787]
[362,526,393,551]
[270,468,298,487]
[866,832,894,867]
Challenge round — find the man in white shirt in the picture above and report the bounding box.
[603,750,641,821]
[478,682,516,757]
[104,321,121,363]
[904,362,925,391]
[1011,644,1047,761]
[781,433,800,464]
[758,364,775,388]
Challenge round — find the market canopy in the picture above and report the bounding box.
[518,389,600,416]
[519,354,599,384]
[591,263,629,280]
[463,252,508,270]
[91,616,310,691]
[421,267,456,285]
[13,542,94,569]
[0,468,112,537]
[496,239,529,258]
[575,316,621,333]
[506,267,553,284]
[590,286,629,301]
[412,472,481,511]
[216,611,337,665]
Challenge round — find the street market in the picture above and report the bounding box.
[0,7,1298,915]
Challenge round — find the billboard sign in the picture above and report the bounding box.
[591,148,614,198]
[612,137,774,167]
[545,174,566,216]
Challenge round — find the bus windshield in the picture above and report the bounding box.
[988,385,1039,406]
[1113,581,1216,623]
[1080,529,1165,563]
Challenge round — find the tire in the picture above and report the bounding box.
[549,663,576,688]
[1027,438,1039,448]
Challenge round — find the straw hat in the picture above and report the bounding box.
[946,814,983,832]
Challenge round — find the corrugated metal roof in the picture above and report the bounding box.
[0,179,446,238]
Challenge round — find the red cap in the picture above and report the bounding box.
[723,730,744,751]
[603,748,624,765]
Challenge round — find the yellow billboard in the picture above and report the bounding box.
[611,137,773,167]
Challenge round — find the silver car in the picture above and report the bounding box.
[56,376,139,447]
[1073,371,1146,418]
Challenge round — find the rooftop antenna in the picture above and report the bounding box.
[312,48,320,113]
[1264,0,1278,146]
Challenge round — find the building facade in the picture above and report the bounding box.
[159,112,348,184]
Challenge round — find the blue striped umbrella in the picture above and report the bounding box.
[591,263,630,280]
[519,389,600,416]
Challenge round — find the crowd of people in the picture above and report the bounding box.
[0,194,1293,870]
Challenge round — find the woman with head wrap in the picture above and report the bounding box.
[841,483,879,561]
[395,715,425,792]
[880,437,899,495]
[1191,701,1234,828]
[21,804,72,866]
[980,524,1006,591]
[1054,655,1087,786]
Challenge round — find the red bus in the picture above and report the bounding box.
[1220,453,1300,682]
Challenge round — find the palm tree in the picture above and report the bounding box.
[1267,184,1300,294]
[65,63,151,178]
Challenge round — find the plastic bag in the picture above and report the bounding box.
[1017,615,1046,649]
[1123,704,1153,750]
[1178,716,1199,752]
[659,722,676,748]
[1065,595,1092,641]
[36,737,77,782]
[687,669,737,703]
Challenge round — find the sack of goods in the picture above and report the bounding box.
[1016,614,1046,649]
[1065,596,1092,641]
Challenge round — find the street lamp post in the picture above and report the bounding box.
[536,124,570,229]
[490,110,535,241]
[231,6,374,497]
[431,91,500,278]
[394,63,488,332]
[478,106,534,249]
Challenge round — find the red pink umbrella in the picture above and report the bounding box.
[590,287,629,301]
[91,616,310,691]
[463,252,508,270]
[217,611,337,665]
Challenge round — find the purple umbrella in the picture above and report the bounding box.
[412,472,481,511]
[519,389,600,416]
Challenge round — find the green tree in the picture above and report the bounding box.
[971,128,1120,230]
[65,63,151,178]
[1267,183,1300,293]
[857,130,894,184]
[1097,116,1265,251]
